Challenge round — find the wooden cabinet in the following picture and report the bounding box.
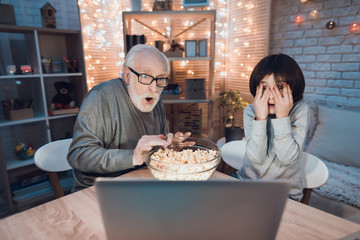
[122,10,216,139]
[0,24,87,211]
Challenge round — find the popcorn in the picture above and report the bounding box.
[147,148,219,180]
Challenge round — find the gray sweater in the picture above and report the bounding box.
[236,101,310,200]
[67,78,168,189]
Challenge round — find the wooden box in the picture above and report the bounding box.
[0,4,16,25]
[4,108,34,121]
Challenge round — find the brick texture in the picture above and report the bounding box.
[270,0,360,107]
[0,0,80,30]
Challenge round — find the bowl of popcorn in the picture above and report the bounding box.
[145,137,221,181]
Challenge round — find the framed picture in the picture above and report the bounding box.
[185,40,197,57]
[198,39,207,57]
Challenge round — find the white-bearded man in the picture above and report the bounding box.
[68,44,189,190]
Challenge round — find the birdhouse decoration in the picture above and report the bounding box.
[40,2,56,28]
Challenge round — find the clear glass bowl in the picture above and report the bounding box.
[145,137,221,181]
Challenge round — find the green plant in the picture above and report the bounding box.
[218,89,249,128]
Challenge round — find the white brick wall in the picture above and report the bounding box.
[1,0,80,30]
[270,0,360,108]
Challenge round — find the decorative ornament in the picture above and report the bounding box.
[349,22,359,32]
[294,14,304,25]
[326,21,336,29]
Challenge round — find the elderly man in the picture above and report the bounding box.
[68,44,187,190]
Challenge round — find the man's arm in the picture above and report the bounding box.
[67,90,135,174]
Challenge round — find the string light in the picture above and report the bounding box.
[79,0,263,94]
[349,22,360,32]
[326,20,336,29]
[294,14,304,25]
[310,9,318,18]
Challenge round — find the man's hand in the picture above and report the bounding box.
[133,133,173,166]
[254,83,270,120]
[272,83,293,118]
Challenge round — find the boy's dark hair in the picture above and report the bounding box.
[249,54,305,103]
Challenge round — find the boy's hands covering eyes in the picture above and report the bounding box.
[272,83,293,118]
[254,83,271,120]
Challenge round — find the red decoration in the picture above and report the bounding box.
[294,14,304,25]
[349,22,359,32]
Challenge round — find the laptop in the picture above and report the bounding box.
[95,179,290,240]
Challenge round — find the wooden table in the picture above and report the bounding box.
[0,169,359,240]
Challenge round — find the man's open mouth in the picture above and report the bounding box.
[145,97,153,103]
[268,104,275,108]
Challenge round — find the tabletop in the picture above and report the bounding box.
[0,169,359,240]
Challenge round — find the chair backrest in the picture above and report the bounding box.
[220,140,246,170]
[34,138,73,172]
[301,152,329,189]
[221,140,329,189]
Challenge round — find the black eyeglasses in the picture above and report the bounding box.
[128,67,170,88]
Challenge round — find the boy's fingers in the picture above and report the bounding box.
[272,86,281,101]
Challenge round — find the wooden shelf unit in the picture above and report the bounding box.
[122,10,216,139]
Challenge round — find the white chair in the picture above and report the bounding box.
[220,140,329,204]
[34,138,73,198]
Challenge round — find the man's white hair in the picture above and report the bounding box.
[123,44,170,75]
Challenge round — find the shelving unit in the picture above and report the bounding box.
[0,24,87,211]
[122,10,216,140]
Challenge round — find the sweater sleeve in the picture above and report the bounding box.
[67,89,134,174]
[271,102,310,166]
[243,105,268,165]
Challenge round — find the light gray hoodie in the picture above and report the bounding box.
[236,101,310,201]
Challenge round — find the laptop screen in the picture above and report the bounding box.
[95,179,290,240]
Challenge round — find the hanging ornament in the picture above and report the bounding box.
[326,21,336,29]
[294,14,304,25]
[349,22,359,32]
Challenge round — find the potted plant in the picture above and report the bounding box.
[218,89,249,142]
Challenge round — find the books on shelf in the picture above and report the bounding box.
[49,107,79,116]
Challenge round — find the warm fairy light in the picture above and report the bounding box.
[310,9,318,18]
[79,0,262,93]
[349,22,360,32]
[78,0,124,89]
[294,14,304,25]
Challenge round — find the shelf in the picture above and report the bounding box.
[0,24,87,211]
[0,116,46,127]
[48,113,78,120]
[123,10,216,19]
[168,57,212,61]
[43,72,83,78]
[0,74,41,79]
[0,73,83,79]
[0,24,80,35]
[7,158,35,170]
[163,99,212,104]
